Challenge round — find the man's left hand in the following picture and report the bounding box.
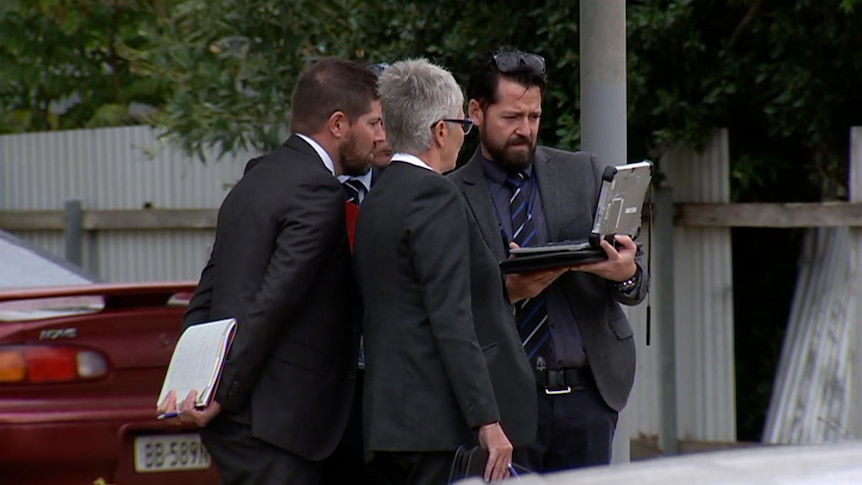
[569,235,638,282]
[176,390,222,428]
[478,422,513,482]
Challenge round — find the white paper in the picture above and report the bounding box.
[157,317,236,408]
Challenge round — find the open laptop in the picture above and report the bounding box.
[499,160,653,274]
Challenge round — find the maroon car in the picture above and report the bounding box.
[0,282,220,485]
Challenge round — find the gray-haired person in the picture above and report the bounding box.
[353,58,536,485]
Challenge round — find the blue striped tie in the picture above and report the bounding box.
[342,179,365,205]
[506,172,552,364]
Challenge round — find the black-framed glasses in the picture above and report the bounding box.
[492,51,546,74]
[367,62,390,76]
[432,118,474,134]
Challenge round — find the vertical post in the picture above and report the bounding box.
[654,186,678,454]
[580,0,630,463]
[850,127,862,439]
[0,136,5,211]
[580,0,627,165]
[64,199,83,267]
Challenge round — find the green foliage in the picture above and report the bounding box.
[120,0,366,159]
[0,0,167,132]
[629,0,862,200]
[4,0,862,198]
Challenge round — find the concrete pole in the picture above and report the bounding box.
[580,0,627,166]
[0,136,5,210]
[850,127,862,439]
[654,187,679,455]
[580,0,630,463]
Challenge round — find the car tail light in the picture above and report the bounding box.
[0,346,109,384]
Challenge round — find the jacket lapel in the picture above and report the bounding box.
[534,147,594,241]
[534,148,566,241]
[457,152,509,261]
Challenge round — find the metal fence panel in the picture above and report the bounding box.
[663,129,736,442]
[0,126,254,281]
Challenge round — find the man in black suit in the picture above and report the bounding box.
[158,57,385,485]
[447,47,649,472]
[323,62,394,484]
[353,58,535,485]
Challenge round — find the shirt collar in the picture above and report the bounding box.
[295,133,336,175]
[391,153,435,172]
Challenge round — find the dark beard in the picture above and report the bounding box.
[339,133,373,176]
[482,133,536,172]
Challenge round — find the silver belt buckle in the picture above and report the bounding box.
[544,386,572,395]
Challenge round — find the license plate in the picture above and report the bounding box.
[134,433,211,472]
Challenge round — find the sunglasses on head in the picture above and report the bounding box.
[492,52,545,74]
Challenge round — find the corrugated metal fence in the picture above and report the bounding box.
[626,129,736,456]
[664,129,737,443]
[0,126,255,281]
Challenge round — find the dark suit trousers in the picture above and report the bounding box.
[201,415,321,485]
[519,383,618,472]
[370,451,456,485]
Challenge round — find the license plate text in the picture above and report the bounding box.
[134,434,211,472]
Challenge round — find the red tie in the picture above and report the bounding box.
[345,201,359,251]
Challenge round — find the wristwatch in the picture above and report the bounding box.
[614,267,640,292]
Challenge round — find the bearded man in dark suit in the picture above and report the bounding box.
[159,57,385,485]
[448,47,649,472]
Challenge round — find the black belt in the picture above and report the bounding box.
[535,367,593,394]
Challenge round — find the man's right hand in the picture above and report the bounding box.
[156,390,180,422]
[478,422,513,482]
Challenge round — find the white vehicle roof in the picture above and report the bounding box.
[0,230,97,289]
[459,441,862,485]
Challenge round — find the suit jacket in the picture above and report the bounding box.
[354,160,535,452]
[184,135,360,460]
[447,147,649,412]
[185,163,380,324]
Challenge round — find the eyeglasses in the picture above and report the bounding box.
[432,118,474,134]
[367,62,390,76]
[492,51,546,74]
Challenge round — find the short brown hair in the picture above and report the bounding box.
[290,58,380,134]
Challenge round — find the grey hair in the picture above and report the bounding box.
[377,59,464,155]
